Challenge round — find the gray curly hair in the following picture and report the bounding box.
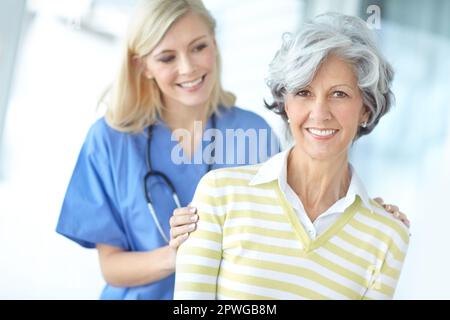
[265,12,394,139]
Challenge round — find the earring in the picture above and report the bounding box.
[360,121,368,128]
[287,118,291,124]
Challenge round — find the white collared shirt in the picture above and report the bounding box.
[250,147,372,240]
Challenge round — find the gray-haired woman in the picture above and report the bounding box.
[174,12,410,300]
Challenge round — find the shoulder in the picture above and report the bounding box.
[86,117,127,143]
[195,164,264,199]
[83,117,142,157]
[217,106,272,130]
[193,164,268,217]
[201,164,263,186]
[84,117,113,148]
[363,199,410,246]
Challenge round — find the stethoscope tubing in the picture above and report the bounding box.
[144,114,216,243]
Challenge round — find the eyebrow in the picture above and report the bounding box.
[330,84,355,90]
[153,35,208,57]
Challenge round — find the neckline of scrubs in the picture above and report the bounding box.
[152,114,216,171]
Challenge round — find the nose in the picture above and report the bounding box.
[178,54,196,75]
[308,97,332,122]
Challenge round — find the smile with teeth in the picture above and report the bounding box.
[178,75,205,88]
[307,128,338,137]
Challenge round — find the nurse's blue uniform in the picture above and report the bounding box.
[56,106,280,299]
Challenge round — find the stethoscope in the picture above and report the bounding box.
[143,114,216,243]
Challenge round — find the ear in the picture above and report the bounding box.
[360,106,370,123]
[283,94,291,116]
[132,55,153,79]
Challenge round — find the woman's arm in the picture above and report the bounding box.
[174,173,223,300]
[96,243,176,287]
[96,206,198,288]
[362,220,410,299]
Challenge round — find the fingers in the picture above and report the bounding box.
[373,197,384,205]
[392,210,410,228]
[172,206,197,216]
[170,207,198,227]
[383,204,399,213]
[374,197,400,213]
[383,204,410,228]
[169,206,199,249]
[169,212,198,228]
[375,199,411,228]
[170,222,197,239]
[169,233,189,249]
[397,212,411,228]
[169,223,196,249]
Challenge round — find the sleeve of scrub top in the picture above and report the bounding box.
[174,171,223,300]
[56,124,129,250]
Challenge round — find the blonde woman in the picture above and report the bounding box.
[56,0,278,299]
[174,13,410,300]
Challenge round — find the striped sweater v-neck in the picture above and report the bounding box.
[174,165,410,300]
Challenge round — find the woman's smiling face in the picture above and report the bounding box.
[285,54,369,161]
[143,11,217,111]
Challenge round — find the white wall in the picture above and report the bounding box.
[0,0,27,178]
[204,0,304,143]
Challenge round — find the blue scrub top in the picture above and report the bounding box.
[56,106,280,300]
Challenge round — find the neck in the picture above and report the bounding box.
[161,100,209,159]
[162,103,208,132]
[287,146,351,221]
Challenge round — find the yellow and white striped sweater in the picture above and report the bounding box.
[174,165,410,300]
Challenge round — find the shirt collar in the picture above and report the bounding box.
[249,147,372,211]
[346,165,372,210]
[249,147,290,186]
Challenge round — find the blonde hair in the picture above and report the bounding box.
[103,0,236,133]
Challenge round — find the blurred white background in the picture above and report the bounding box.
[0,0,449,299]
